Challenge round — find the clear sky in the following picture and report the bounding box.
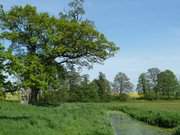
[1,0,180,85]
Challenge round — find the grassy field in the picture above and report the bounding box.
[0,102,113,135]
[0,100,180,135]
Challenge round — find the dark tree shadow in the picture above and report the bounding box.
[0,116,30,121]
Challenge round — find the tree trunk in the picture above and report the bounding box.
[29,89,39,104]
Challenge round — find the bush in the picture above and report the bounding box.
[119,106,178,128]
[39,89,69,105]
[39,83,100,104]
[111,94,130,102]
[0,90,5,100]
[173,127,180,135]
[144,92,157,100]
[68,84,99,102]
[119,94,129,101]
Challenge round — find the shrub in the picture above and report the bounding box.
[119,106,178,128]
[0,90,5,100]
[68,85,99,102]
[119,94,129,101]
[173,127,180,135]
[39,89,69,105]
[39,84,100,104]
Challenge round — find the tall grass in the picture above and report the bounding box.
[1,100,180,135]
[0,102,113,135]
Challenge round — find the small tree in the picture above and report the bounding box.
[67,66,82,91]
[112,72,133,94]
[78,75,99,102]
[93,72,111,101]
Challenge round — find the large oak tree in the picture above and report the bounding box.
[0,1,118,104]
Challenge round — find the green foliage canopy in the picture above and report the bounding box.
[157,70,179,98]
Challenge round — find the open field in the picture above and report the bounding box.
[0,100,180,135]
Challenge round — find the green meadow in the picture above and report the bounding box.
[0,100,180,135]
[0,102,113,135]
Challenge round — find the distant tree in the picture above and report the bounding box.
[67,66,82,91]
[79,74,99,102]
[156,70,179,99]
[65,73,99,102]
[175,81,180,99]
[136,73,150,96]
[147,68,160,89]
[86,81,100,101]
[94,72,111,101]
[81,74,89,86]
[146,68,161,98]
[0,2,118,104]
[112,72,133,94]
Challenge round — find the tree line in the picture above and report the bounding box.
[137,68,180,100]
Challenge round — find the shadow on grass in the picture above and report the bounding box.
[0,116,30,121]
[36,103,61,107]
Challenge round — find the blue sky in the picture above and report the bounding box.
[1,0,180,84]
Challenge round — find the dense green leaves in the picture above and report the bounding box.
[93,72,111,101]
[0,4,118,66]
[156,70,179,99]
